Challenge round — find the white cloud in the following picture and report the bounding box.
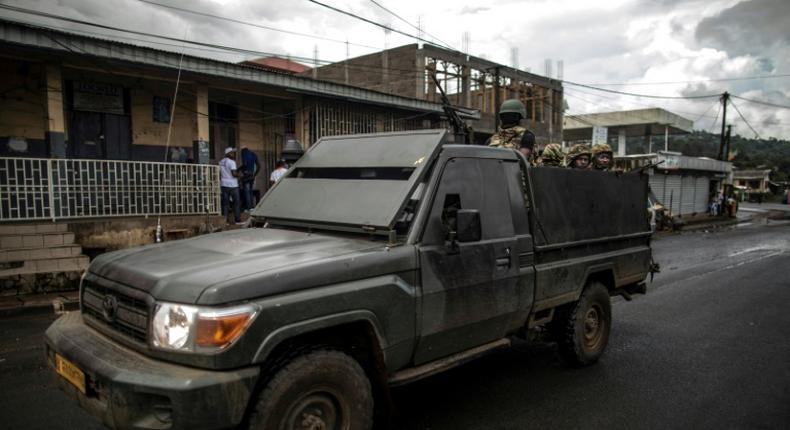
[2,0,788,138]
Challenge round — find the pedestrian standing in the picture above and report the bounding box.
[219,147,243,225]
[240,147,260,211]
[269,159,288,186]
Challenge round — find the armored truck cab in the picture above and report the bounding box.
[45,129,652,430]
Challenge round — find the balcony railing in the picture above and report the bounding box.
[0,157,220,222]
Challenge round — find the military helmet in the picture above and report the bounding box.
[540,143,565,166]
[499,99,526,119]
[591,143,613,156]
[567,143,592,160]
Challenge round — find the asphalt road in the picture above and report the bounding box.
[1,221,789,430]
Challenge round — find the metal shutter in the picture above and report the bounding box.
[695,176,710,213]
[649,175,666,204]
[680,176,696,215]
[664,175,682,216]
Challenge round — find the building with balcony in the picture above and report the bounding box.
[0,19,450,295]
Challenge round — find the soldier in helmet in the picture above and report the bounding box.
[566,144,592,169]
[539,143,565,167]
[591,143,614,171]
[487,99,536,164]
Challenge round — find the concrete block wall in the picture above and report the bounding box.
[0,223,88,295]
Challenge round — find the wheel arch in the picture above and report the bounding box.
[250,311,392,420]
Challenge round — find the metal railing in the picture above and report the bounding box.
[1,157,220,222]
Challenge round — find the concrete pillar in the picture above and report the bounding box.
[193,84,210,164]
[381,50,389,94]
[462,65,471,107]
[426,62,436,103]
[664,125,669,152]
[618,129,626,156]
[415,52,425,100]
[44,63,66,158]
[294,96,307,148]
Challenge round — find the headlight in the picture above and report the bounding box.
[151,302,258,353]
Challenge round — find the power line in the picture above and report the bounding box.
[306,0,455,51]
[581,73,790,87]
[731,95,790,110]
[1,7,445,83]
[694,100,720,123]
[0,4,325,64]
[729,98,761,139]
[710,102,722,133]
[137,0,381,51]
[367,0,456,51]
[562,79,720,100]
[565,86,719,120]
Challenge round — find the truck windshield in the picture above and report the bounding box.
[251,130,446,235]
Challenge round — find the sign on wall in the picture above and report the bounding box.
[592,126,608,145]
[72,81,125,114]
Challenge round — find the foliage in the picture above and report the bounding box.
[621,131,790,182]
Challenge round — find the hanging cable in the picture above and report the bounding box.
[709,102,723,133]
[367,0,457,50]
[563,79,720,100]
[137,0,381,51]
[306,0,456,51]
[729,98,761,139]
[731,95,790,110]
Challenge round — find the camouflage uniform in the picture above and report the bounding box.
[566,144,592,169]
[539,143,565,167]
[489,125,528,150]
[591,143,614,171]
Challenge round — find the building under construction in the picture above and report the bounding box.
[306,44,565,145]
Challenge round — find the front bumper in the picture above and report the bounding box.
[44,312,259,430]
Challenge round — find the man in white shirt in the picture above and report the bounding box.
[269,159,288,186]
[219,147,243,225]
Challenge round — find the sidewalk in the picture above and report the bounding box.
[674,215,739,232]
[0,291,79,317]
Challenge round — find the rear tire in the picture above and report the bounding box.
[553,282,612,367]
[247,349,374,430]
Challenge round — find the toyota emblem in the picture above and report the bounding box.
[102,295,118,323]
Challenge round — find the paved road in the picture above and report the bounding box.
[1,222,788,429]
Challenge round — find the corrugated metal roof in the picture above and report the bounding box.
[243,56,311,74]
[0,18,444,113]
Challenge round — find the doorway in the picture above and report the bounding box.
[69,111,131,160]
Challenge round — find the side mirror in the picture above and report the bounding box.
[456,209,481,242]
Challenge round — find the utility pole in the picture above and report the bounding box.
[493,66,501,130]
[717,92,729,160]
[724,124,732,161]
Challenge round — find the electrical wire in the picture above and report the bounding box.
[580,73,790,87]
[729,98,761,139]
[367,0,456,51]
[137,0,381,51]
[565,86,720,120]
[731,95,790,110]
[709,102,722,133]
[306,0,456,51]
[693,100,720,123]
[563,79,720,100]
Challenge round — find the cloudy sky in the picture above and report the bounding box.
[2,0,789,139]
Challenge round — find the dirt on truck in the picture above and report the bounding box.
[45,129,653,430]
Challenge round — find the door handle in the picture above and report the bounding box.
[496,247,511,268]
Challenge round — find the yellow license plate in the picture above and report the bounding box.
[55,353,86,394]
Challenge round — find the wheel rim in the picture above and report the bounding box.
[583,304,606,351]
[284,389,348,430]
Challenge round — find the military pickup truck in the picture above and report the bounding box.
[45,129,652,430]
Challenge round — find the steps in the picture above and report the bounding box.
[0,223,89,294]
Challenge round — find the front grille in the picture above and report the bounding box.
[82,281,149,344]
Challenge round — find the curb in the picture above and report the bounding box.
[0,292,79,317]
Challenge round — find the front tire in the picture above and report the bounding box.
[553,282,612,367]
[247,349,374,430]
